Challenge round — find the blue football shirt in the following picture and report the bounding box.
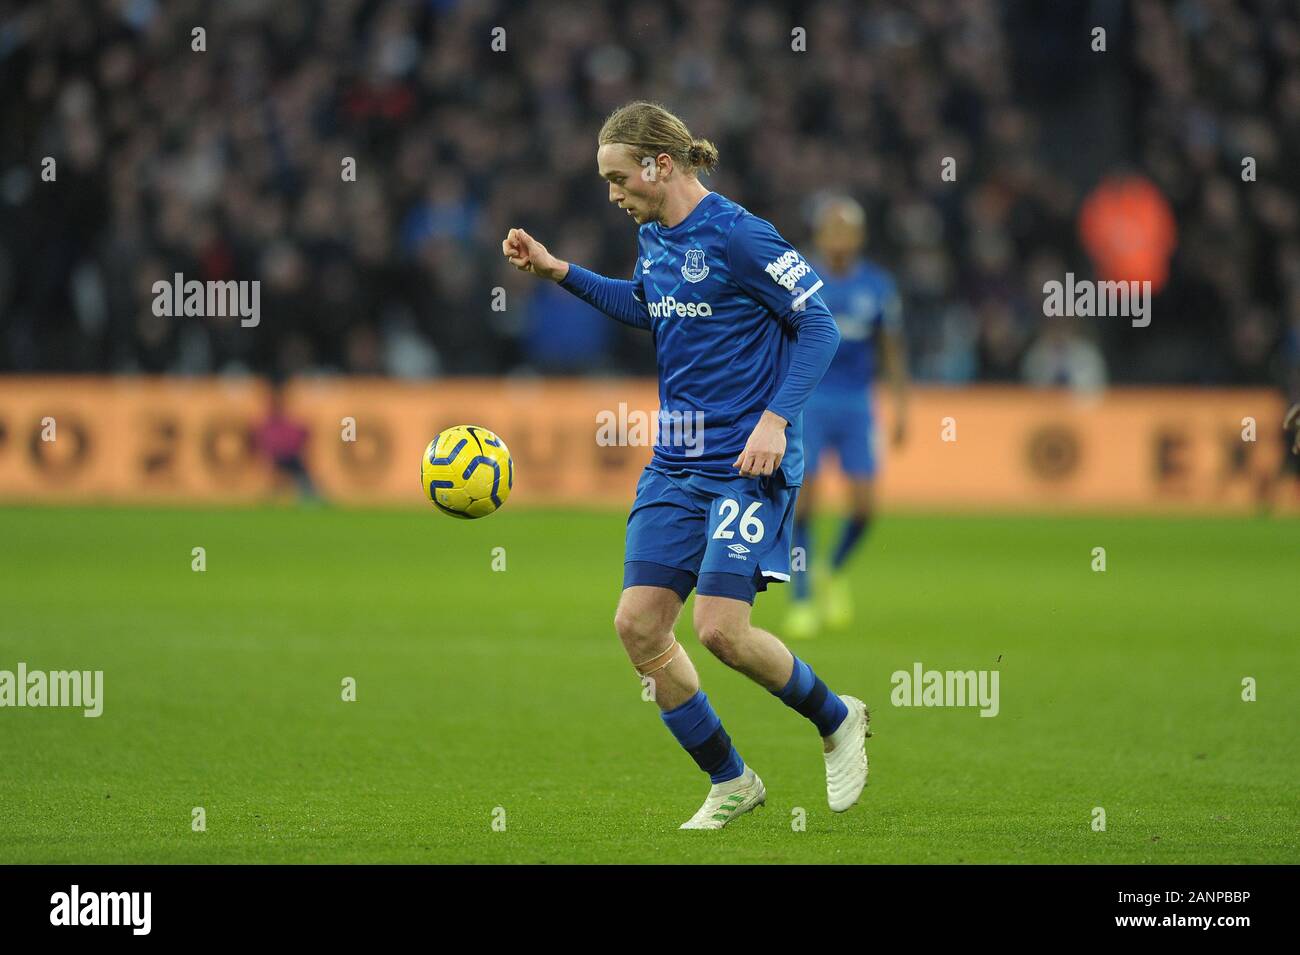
[625,191,837,485]
[811,258,901,399]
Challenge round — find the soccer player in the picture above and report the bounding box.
[255,382,320,503]
[1270,319,1300,506]
[784,197,910,639]
[502,102,871,829]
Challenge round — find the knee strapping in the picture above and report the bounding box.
[632,635,682,677]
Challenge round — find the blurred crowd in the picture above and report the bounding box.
[1,0,1298,394]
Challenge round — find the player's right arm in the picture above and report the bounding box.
[502,227,651,330]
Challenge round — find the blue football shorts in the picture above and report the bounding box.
[802,394,877,479]
[622,464,798,605]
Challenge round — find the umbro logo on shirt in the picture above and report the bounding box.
[727,543,750,556]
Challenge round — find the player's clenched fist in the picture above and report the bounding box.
[502,228,568,282]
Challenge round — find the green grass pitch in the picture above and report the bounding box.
[0,505,1295,864]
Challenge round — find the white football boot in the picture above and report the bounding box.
[823,695,871,812]
[679,767,766,830]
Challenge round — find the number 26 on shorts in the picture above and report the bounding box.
[712,498,765,543]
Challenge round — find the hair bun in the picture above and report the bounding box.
[688,138,719,172]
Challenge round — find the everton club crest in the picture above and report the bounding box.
[681,248,710,283]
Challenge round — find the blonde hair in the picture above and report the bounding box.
[598,101,719,176]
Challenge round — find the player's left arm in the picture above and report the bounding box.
[879,282,911,448]
[726,215,841,477]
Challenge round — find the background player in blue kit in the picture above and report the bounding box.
[502,102,872,829]
[785,197,911,640]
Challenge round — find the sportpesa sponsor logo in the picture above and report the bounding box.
[648,295,713,318]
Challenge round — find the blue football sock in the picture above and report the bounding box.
[831,516,870,570]
[660,690,745,784]
[792,517,811,601]
[771,656,848,736]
